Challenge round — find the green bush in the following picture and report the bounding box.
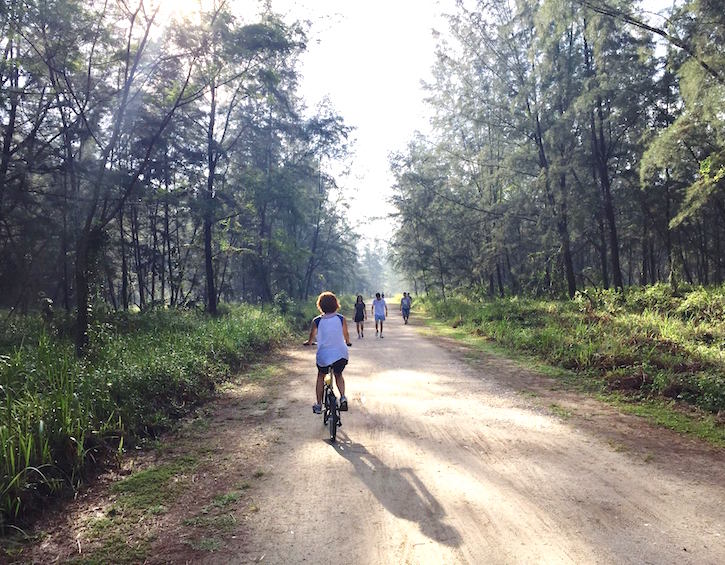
[0,305,288,528]
[421,285,725,415]
[676,286,725,322]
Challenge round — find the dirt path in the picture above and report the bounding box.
[12,318,725,564]
[226,320,725,564]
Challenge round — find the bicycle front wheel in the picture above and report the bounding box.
[328,396,337,442]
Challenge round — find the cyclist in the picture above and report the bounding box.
[303,291,351,414]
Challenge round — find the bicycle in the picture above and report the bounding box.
[304,341,351,442]
[322,365,341,442]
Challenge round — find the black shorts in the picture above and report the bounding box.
[317,358,348,374]
[354,314,365,322]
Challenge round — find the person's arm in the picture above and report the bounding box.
[342,317,351,345]
[303,320,317,345]
[385,302,388,316]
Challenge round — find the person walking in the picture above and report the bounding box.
[400,292,412,324]
[353,294,367,338]
[372,292,388,338]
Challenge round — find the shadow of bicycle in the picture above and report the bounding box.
[333,434,462,547]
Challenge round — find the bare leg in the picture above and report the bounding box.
[316,371,325,404]
[334,372,346,397]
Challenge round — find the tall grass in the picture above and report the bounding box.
[0,305,288,528]
[421,283,725,414]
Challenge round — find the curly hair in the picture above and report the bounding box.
[316,291,340,314]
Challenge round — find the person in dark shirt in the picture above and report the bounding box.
[353,294,367,338]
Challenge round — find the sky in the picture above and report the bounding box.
[269,0,455,245]
[273,0,676,245]
[160,0,677,246]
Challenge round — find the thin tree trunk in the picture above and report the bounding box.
[598,214,609,289]
[74,234,90,355]
[205,81,218,315]
[150,203,158,304]
[165,200,175,306]
[131,204,145,308]
[119,207,129,310]
[595,97,623,290]
[496,261,505,298]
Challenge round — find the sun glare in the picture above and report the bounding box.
[152,0,202,24]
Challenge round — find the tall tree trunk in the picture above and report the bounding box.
[595,97,624,290]
[556,173,576,298]
[131,204,145,308]
[205,81,218,314]
[150,202,159,303]
[74,234,91,355]
[598,214,610,289]
[203,216,216,314]
[164,200,175,306]
[496,261,505,298]
[119,207,129,310]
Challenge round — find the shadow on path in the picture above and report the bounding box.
[333,434,462,547]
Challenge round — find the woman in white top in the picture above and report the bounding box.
[303,291,351,414]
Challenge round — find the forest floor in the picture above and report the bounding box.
[6,317,725,564]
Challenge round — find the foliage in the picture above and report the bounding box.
[421,285,725,416]
[0,306,288,528]
[0,0,360,355]
[390,0,725,298]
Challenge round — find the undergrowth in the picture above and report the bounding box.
[0,305,288,529]
[421,283,725,418]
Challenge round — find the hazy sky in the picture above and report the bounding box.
[270,0,454,244]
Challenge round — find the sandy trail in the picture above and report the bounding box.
[229,320,725,564]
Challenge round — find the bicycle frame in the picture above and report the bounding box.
[322,369,340,442]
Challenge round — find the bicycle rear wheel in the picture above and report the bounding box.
[328,395,338,441]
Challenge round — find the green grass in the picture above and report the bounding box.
[62,455,200,565]
[549,404,573,419]
[0,304,289,529]
[110,456,198,510]
[210,491,241,508]
[419,284,725,445]
[183,537,223,552]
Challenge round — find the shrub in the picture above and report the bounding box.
[421,286,725,416]
[676,286,725,322]
[0,305,288,528]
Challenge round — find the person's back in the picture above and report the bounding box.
[303,291,351,413]
[315,313,348,366]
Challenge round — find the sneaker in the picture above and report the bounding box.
[380,334,384,338]
[312,403,321,414]
[340,396,348,411]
